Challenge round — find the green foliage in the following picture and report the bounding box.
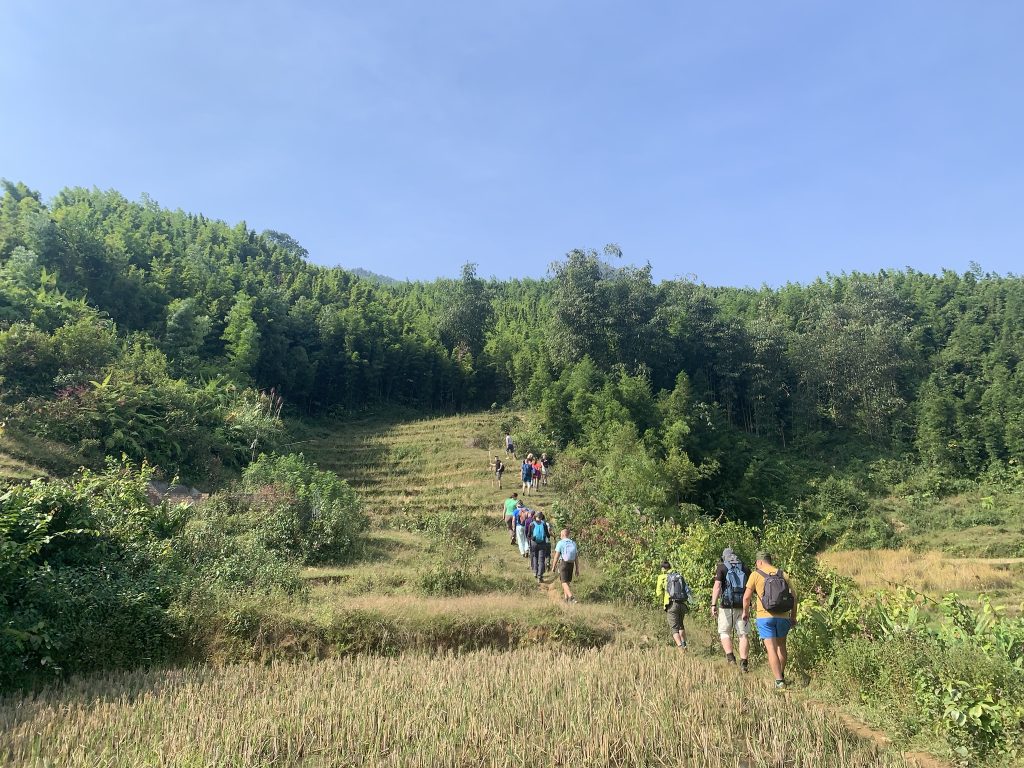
[0,459,309,689]
[818,590,1024,765]
[241,453,368,564]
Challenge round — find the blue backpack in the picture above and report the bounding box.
[721,562,746,608]
[532,522,548,543]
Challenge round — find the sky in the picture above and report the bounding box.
[1,1,1022,285]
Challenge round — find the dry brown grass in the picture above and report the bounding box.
[820,549,1022,595]
[0,646,913,768]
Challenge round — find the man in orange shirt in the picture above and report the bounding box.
[741,552,797,689]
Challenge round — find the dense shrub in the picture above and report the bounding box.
[0,459,314,689]
[242,453,368,564]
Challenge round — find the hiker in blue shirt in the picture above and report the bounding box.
[521,456,534,495]
[551,529,580,603]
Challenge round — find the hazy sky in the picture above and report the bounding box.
[2,1,1021,284]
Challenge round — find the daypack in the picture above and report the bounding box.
[522,464,532,481]
[666,571,688,602]
[720,562,746,608]
[559,540,577,562]
[755,568,795,613]
[532,522,548,543]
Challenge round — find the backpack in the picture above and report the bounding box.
[560,540,577,562]
[720,562,746,608]
[532,522,548,543]
[755,568,795,614]
[666,571,688,602]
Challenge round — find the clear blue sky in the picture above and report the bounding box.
[2,1,1021,285]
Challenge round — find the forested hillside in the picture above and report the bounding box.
[1,180,1022,533]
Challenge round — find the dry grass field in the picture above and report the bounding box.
[820,548,1024,611]
[0,647,914,768]
[0,411,940,767]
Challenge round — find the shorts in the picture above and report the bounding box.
[756,617,792,639]
[717,607,750,637]
[665,601,686,632]
[505,516,515,531]
[558,561,575,583]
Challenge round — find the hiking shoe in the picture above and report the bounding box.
[741,663,749,674]
[569,597,578,604]
[726,655,736,665]
[775,680,786,690]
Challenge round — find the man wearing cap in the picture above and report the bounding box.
[711,548,750,672]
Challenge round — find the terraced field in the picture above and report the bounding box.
[0,411,944,767]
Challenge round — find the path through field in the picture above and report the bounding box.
[0,411,944,768]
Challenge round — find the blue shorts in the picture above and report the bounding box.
[756,617,792,639]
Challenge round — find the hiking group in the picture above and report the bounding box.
[502,491,580,603]
[496,434,795,689]
[657,549,797,689]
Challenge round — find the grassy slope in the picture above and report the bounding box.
[0,410,941,767]
[289,411,650,643]
[0,427,85,482]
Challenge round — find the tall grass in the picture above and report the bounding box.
[0,646,911,768]
[820,549,1020,594]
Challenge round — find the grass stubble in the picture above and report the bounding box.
[0,646,910,768]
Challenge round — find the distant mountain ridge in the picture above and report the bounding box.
[348,267,402,285]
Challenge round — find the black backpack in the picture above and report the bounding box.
[755,568,795,613]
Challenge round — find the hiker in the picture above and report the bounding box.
[531,457,543,491]
[492,456,505,489]
[551,529,579,602]
[540,453,550,486]
[515,501,532,558]
[529,512,552,582]
[711,547,750,671]
[503,493,519,545]
[655,561,689,650]
[741,551,798,690]
[521,455,534,495]
[505,432,515,457]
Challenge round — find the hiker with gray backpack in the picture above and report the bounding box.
[711,548,750,672]
[655,561,691,650]
[741,551,798,689]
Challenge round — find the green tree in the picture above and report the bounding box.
[221,293,260,381]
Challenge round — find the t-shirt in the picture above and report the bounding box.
[745,568,796,620]
[495,460,504,473]
[555,538,578,562]
[504,498,518,518]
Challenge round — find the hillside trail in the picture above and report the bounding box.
[294,410,947,768]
